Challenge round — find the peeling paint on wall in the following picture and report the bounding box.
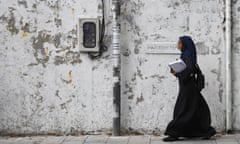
[18,0,28,8]
[4,10,19,35]
[0,0,114,135]
[121,0,227,132]
[31,31,51,67]
[196,42,209,55]
[0,0,239,135]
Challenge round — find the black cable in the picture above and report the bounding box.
[88,0,108,59]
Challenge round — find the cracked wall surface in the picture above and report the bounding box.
[121,0,227,133]
[0,0,114,134]
[0,0,239,135]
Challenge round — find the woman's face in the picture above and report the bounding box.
[177,40,183,50]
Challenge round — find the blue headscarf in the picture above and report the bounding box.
[179,36,197,64]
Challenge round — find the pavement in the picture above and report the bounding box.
[0,134,239,144]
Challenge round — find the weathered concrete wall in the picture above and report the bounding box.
[0,0,114,134]
[232,0,240,130]
[0,0,238,135]
[121,0,226,133]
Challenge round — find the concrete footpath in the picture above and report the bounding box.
[0,134,239,144]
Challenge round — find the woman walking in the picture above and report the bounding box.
[163,36,216,142]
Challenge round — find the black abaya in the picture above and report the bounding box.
[165,57,216,138]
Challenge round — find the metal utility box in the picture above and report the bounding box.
[79,18,100,52]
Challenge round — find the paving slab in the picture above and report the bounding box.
[11,136,45,144]
[84,135,108,144]
[216,135,239,144]
[107,136,129,144]
[150,136,215,144]
[128,136,150,144]
[235,134,240,143]
[0,138,13,144]
[40,136,66,144]
[150,136,165,144]
[0,135,240,144]
[63,136,87,144]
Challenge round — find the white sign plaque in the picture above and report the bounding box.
[143,42,180,54]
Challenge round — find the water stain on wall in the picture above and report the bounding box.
[1,9,20,35]
[211,58,223,102]
[0,14,8,23]
[195,41,209,55]
[152,85,158,96]
[136,93,144,104]
[53,33,61,48]
[31,29,81,67]
[21,22,30,33]
[149,75,165,83]
[122,48,131,57]
[134,39,142,54]
[31,31,51,67]
[60,98,73,113]
[54,51,82,65]
[67,28,78,49]
[122,0,145,15]
[136,67,143,80]
[55,90,62,100]
[122,1,145,56]
[235,37,240,53]
[124,83,134,100]
[211,39,221,55]
[236,37,240,43]
[46,0,60,12]
[54,18,62,27]
[18,0,28,8]
[217,58,224,103]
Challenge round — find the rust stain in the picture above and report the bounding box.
[60,71,73,84]
[45,47,49,56]
[22,32,28,37]
[72,8,75,14]
[68,71,72,83]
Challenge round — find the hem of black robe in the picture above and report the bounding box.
[164,127,216,138]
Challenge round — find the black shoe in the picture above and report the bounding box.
[202,135,216,140]
[163,136,179,142]
[202,128,216,140]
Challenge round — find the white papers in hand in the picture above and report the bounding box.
[168,59,187,73]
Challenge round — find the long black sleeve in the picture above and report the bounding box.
[176,57,195,82]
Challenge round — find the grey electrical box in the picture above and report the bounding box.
[79,18,100,52]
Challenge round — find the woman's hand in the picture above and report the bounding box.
[171,69,177,76]
[172,71,176,76]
